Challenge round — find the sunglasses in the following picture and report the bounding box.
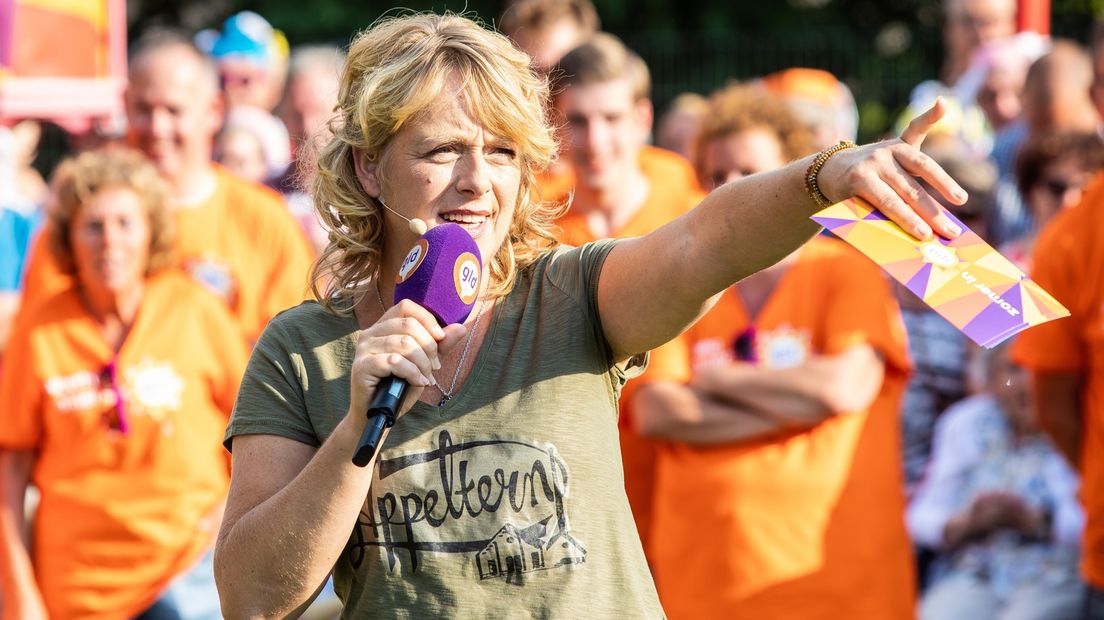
[1041,178,1078,199]
[99,360,129,434]
[219,72,261,89]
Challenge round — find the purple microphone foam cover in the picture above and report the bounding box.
[394,223,482,326]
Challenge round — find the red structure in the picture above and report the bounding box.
[0,0,126,130]
[1018,0,1050,35]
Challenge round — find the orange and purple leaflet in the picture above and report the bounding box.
[811,198,1069,348]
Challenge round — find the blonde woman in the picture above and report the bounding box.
[214,13,965,617]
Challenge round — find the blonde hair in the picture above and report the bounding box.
[310,13,560,311]
[695,83,815,185]
[49,147,175,277]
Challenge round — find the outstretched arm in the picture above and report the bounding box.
[597,102,965,361]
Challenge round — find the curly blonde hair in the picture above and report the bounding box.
[48,147,175,277]
[695,83,815,187]
[310,13,560,312]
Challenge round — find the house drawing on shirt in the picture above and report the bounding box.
[476,516,586,582]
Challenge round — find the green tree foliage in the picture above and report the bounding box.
[128,0,1100,140]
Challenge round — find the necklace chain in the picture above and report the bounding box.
[374,279,489,408]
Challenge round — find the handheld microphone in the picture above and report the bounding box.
[352,223,482,467]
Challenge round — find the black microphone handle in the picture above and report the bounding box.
[352,375,407,467]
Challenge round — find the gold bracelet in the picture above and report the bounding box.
[804,140,857,208]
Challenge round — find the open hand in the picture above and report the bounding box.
[816,98,967,240]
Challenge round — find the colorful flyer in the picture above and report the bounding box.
[811,198,1069,348]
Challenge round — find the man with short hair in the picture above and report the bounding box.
[547,33,704,555]
[19,32,314,342]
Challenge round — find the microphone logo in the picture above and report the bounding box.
[397,239,430,283]
[454,252,480,304]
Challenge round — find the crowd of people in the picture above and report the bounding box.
[0,0,1102,618]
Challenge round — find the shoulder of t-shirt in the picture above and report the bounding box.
[14,286,83,331]
[262,298,356,345]
[539,239,620,286]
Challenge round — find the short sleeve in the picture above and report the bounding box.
[619,333,692,427]
[1013,213,1084,372]
[0,327,44,448]
[542,239,622,362]
[821,248,911,374]
[224,316,318,450]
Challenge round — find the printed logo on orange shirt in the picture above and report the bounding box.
[44,359,185,427]
[691,338,734,374]
[186,257,238,308]
[757,326,811,370]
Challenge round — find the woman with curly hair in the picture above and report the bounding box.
[0,148,248,619]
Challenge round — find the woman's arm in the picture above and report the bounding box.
[0,449,46,620]
[215,427,380,618]
[691,346,885,425]
[633,381,797,445]
[598,102,965,361]
[214,300,467,617]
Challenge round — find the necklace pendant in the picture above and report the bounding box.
[438,394,451,408]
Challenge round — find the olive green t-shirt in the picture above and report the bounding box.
[226,240,664,618]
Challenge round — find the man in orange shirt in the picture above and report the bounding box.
[546,34,704,552]
[1013,173,1104,613]
[19,32,313,342]
[631,84,915,619]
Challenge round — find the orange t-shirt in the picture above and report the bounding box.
[549,148,704,556]
[536,145,702,212]
[0,270,248,619]
[1013,172,1104,588]
[18,166,314,342]
[649,237,915,619]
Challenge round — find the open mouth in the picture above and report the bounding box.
[439,212,490,230]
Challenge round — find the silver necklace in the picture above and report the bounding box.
[374,279,489,407]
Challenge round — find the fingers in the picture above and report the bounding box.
[893,146,968,207]
[364,315,443,386]
[851,174,933,240]
[348,300,449,416]
[875,166,961,240]
[899,98,946,149]
[437,323,469,356]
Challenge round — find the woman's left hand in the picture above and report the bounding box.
[816,98,967,241]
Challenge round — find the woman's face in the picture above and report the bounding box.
[69,186,152,296]
[359,85,522,274]
[701,127,787,190]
